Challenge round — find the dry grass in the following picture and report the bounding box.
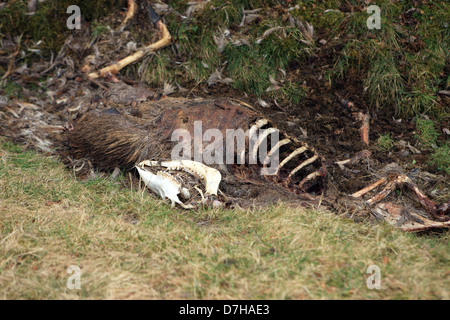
[0,141,449,300]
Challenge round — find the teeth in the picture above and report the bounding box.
[157,171,182,187]
[161,160,221,196]
[139,160,159,167]
[288,154,319,178]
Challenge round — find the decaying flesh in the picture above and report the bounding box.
[68,98,327,202]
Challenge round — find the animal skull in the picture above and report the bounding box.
[135,159,222,208]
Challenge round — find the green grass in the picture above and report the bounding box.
[364,48,404,112]
[413,119,450,174]
[91,22,109,38]
[3,0,447,118]
[129,0,311,103]
[1,141,449,299]
[415,118,439,148]
[0,0,124,54]
[376,134,395,151]
[429,142,450,175]
[326,1,448,116]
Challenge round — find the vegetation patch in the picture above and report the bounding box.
[376,133,395,151]
[415,117,439,148]
[0,0,124,54]
[0,141,449,299]
[429,142,450,175]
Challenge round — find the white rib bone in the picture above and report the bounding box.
[250,127,279,163]
[263,138,291,166]
[236,119,268,163]
[288,154,319,178]
[298,169,322,189]
[248,118,268,148]
[275,146,308,174]
[249,119,269,139]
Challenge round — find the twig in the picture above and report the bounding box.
[357,112,370,146]
[351,177,387,198]
[119,0,138,31]
[88,7,171,81]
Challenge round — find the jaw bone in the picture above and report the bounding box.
[135,166,193,209]
[135,160,222,208]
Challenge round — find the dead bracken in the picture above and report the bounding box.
[1,2,449,233]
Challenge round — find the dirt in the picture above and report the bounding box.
[166,35,438,197]
[1,3,448,230]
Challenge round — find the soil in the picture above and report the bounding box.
[1,4,448,228]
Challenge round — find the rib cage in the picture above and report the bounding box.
[68,97,327,195]
[238,117,326,193]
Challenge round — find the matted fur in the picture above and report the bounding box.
[67,97,326,197]
[68,111,168,169]
[68,97,259,170]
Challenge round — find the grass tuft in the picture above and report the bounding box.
[0,141,449,299]
[0,0,124,54]
[415,117,439,147]
[429,142,450,175]
[376,134,395,151]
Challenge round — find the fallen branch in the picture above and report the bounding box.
[355,174,449,222]
[88,7,172,81]
[357,112,370,146]
[335,149,371,169]
[119,0,138,31]
[351,177,387,198]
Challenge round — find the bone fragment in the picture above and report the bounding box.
[88,19,171,80]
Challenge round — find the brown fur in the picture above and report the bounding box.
[68,111,169,169]
[67,97,326,198]
[68,98,259,170]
